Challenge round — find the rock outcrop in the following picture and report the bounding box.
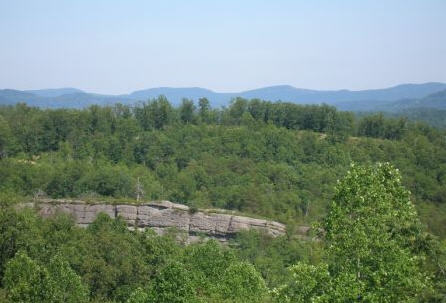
[27,199,290,243]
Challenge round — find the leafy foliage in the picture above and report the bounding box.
[0,206,273,302]
[1,99,445,235]
[0,98,446,301]
[275,163,435,302]
[3,251,49,302]
[3,251,88,303]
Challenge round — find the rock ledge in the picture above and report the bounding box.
[28,199,289,243]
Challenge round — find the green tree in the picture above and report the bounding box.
[154,96,175,129]
[323,163,431,301]
[272,262,330,303]
[149,261,195,303]
[219,262,267,302]
[75,214,150,301]
[3,251,49,303]
[126,288,149,303]
[198,97,210,123]
[134,96,174,130]
[3,249,89,303]
[275,163,432,302]
[179,98,196,124]
[45,254,88,303]
[228,98,248,124]
[0,208,43,279]
[0,115,14,158]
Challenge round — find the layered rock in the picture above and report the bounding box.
[28,199,291,243]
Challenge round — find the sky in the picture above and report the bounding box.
[1,0,445,94]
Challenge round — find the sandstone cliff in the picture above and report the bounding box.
[26,199,295,243]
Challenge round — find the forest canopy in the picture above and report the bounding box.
[0,97,445,235]
[1,97,446,301]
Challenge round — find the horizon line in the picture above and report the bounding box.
[2,81,446,96]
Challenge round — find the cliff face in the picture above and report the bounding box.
[27,199,290,243]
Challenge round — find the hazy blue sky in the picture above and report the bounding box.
[1,0,445,94]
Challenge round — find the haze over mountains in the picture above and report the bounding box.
[1,82,446,112]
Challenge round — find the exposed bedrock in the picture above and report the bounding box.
[27,199,308,243]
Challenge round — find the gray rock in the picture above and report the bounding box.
[28,199,294,243]
[117,205,138,225]
[190,212,231,236]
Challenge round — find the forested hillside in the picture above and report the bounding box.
[358,108,446,129]
[1,97,445,234]
[1,97,446,301]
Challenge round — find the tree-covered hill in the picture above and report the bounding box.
[1,97,445,236]
[380,107,446,129]
[1,98,446,301]
[394,89,446,110]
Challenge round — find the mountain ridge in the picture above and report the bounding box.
[1,82,446,111]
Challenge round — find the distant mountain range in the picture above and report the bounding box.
[1,82,446,112]
[382,89,446,111]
